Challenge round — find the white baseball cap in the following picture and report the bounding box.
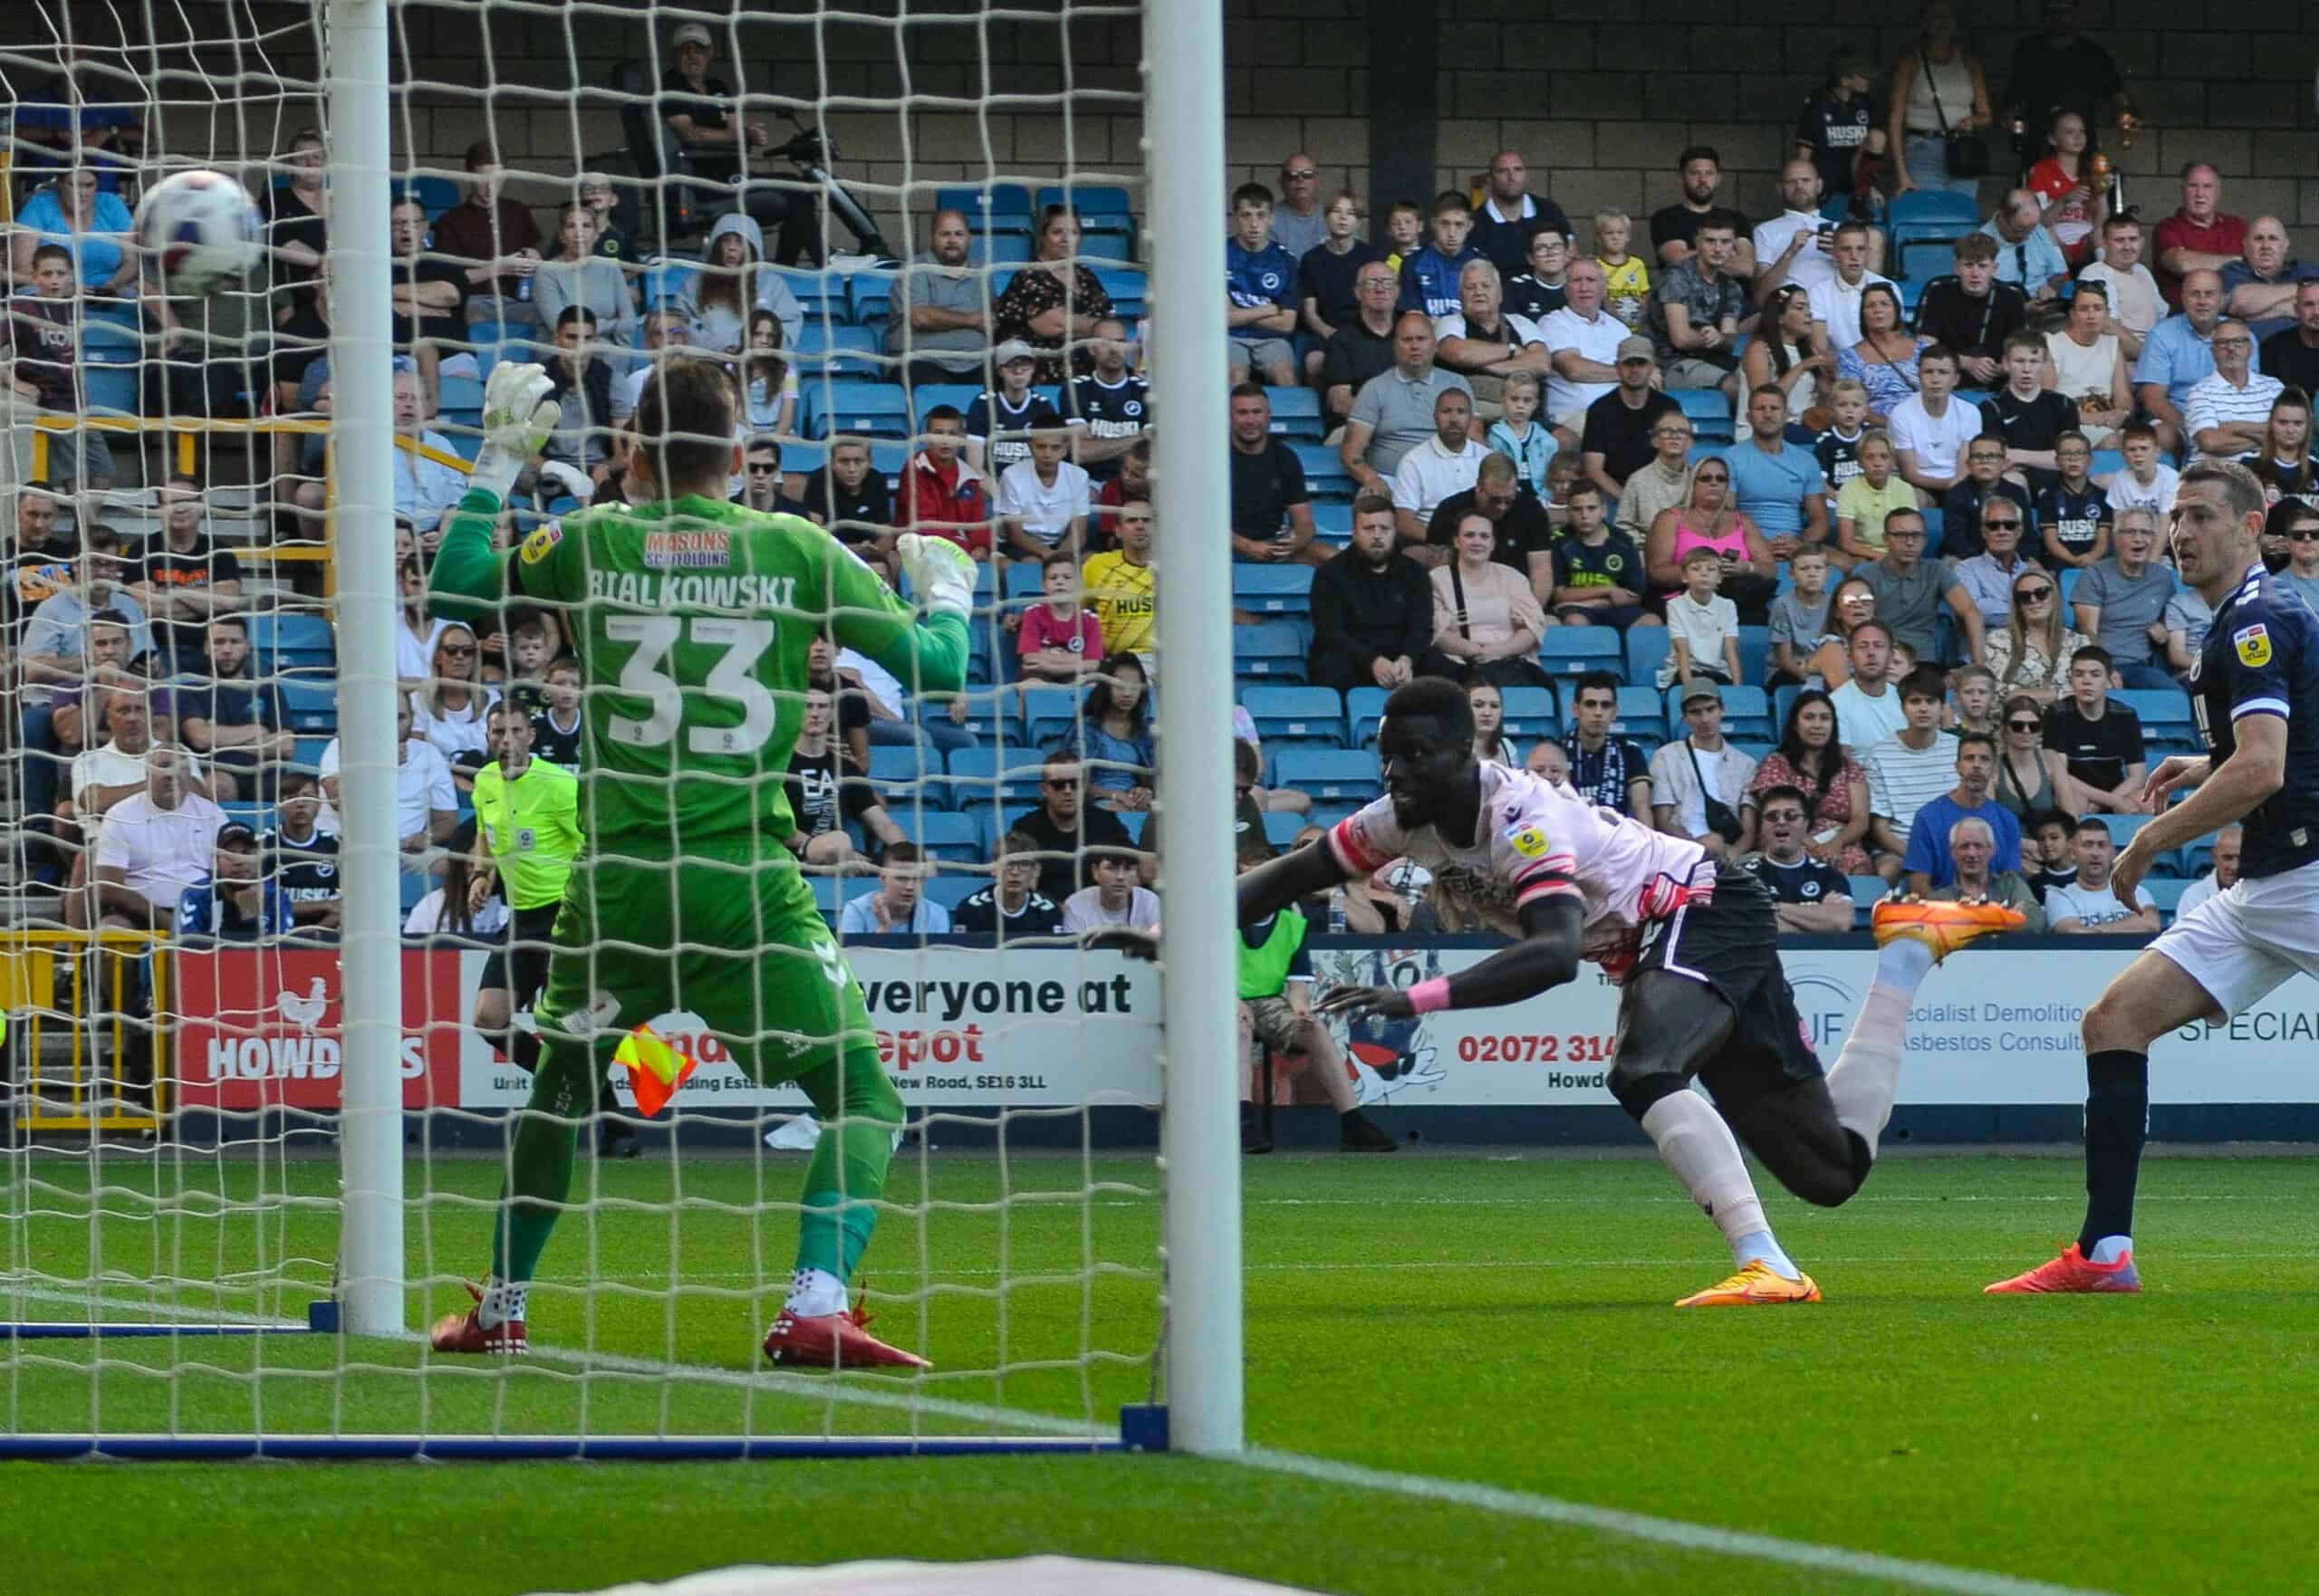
[670,22,712,48]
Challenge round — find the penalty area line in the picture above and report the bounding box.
[1239,1447,2123,1596]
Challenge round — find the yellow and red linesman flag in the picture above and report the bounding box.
[613,1024,696,1118]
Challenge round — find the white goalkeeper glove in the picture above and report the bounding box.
[897,533,977,620]
[470,361,559,500]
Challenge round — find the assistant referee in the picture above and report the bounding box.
[470,699,631,1155]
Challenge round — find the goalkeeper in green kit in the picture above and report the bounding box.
[425,357,975,1369]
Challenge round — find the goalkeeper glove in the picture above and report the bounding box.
[470,361,559,501]
[897,533,977,620]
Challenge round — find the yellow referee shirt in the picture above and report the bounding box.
[470,755,586,911]
[1082,550,1156,655]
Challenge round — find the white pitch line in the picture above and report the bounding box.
[1241,1447,2125,1596]
[4,1284,1111,1441]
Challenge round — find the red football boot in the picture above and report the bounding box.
[428,1279,528,1354]
[763,1292,931,1371]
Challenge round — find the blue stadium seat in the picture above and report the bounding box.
[1004,561,1050,601]
[939,183,1034,232]
[1888,190,1981,226]
[924,873,987,912]
[2142,877,2190,921]
[794,323,885,378]
[640,260,697,309]
[1539,628,1623,678]
[1898,238,1958,284]
[1622,627,1672,689]
[1311,501,1354,543]
[1346,686,1390,747]
[772,265,848,323]
[849,271,896,329]
[1233,563,1313,616]
[947,745,1049,815]
[1261,811,1309,849]
[866,744,951,812]
[291,736,331,774]
[892,810,983,864]
[1242,686,1346,749]
[400,174,460,221]
[1079,226,1135,263]
[2094,813,2152,854]
[1674,389,1732,441]
[277,678,339,735]
[1496,686,1557,741]
[2091,447,2126,480]
[1847,875,1887,925]
[250,613,335,672]
[1094,267,1149,320]
[909,382,987,437]
[1613,686,1669,742]
[811,380,912,440]
[1233,621,1309,683]
[969,235,1034,267]
[1773,683,1803,736]
[1735,623,1773,685]
[1019,685,1087,751]
[1920,506,1946,560]
[1289,438,1354,501]
[1265,386,1324,441]
[1272,748,1382,804]
[1038,184,1134,221]
[2118,688,2201,755]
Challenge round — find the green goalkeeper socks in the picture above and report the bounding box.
[793,1109,895,1278]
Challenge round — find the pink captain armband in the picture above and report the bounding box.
[1407,977,1454,1014]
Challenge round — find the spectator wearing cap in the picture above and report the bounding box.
[1649,682,1758,860]
[1431,259,1548,425]
[1911,234,2026,389]
[1578,337,1681,504]
[1980,190,2071,304]
[2218,216,2317,345]
[963,341,1065,477]
[1649,209,1747,402]
[176,822,294,942]
[1226,182,1302,388]
[1340,312,1474,495]
[658,21,800,254]
[1539,260,1625,442]
[2153,162,2248,310]
[1468,149,1574,285]
[890,208,990,389]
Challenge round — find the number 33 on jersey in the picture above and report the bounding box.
[513,496,940,851]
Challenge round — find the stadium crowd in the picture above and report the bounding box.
[0,2,2281,979]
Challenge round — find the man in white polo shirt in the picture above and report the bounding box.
[1753,159,1839,295]
[1890,343,1982,497]
[69,686,205,847]
[86,744,225,931]
[318,697,457,864]
[1391,387,1485,544]
[2182,319,2284,461]
[1541,258,1626,440]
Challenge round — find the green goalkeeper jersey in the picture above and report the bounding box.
[429,488,967,856]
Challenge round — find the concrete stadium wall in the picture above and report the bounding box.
[5,4,2319,247]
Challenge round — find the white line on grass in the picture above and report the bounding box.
[1242,1447,2126,1596]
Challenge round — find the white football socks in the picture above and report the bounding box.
[476,1278,526,1331]
[2088,1235,2133,1264]
[1640,1091,1799,1281]
[1825,937,1936,1157]
[784,1266,847,1318]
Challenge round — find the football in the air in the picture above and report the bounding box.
[134,168,264,293]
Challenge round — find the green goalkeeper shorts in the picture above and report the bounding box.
[534,848,875,1090]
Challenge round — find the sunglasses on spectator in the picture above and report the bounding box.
[1695,470,1728,483]
[746,462,780,473]
[2007,717,2042,731]
[440,643,476,656]
[1283,168,1317,180]
[2016,584,2054,600]
[2214,336,2254,349]
[2291,528,2319,542]
[1985,516,2022,529]
[1044,777,1079,789]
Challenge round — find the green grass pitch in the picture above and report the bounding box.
[6,1148,2318,1595]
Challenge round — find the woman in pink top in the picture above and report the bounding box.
[1643,457,1777,617]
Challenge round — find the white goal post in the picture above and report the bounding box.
[1,0,1238,1460]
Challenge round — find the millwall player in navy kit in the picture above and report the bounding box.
[1992,460,2319,1293]
[1237,677,2021,1306]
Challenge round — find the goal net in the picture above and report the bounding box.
[1,0,1238,1459]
